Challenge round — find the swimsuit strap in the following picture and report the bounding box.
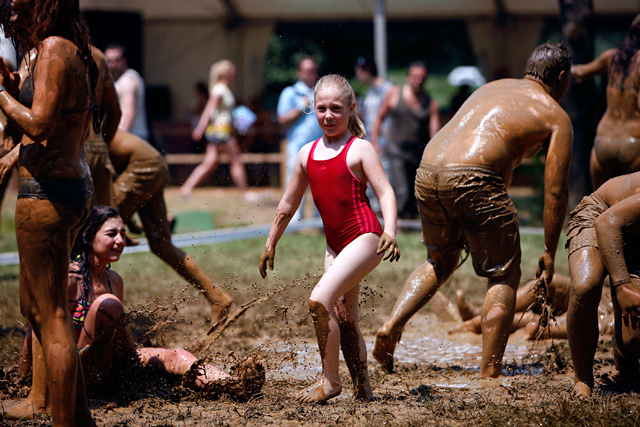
[307,138,322,163]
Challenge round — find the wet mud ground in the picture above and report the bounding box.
[1,187,640,426]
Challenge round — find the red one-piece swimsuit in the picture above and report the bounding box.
[307,136,382,254]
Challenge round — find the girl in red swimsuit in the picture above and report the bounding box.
[259,74,399,403]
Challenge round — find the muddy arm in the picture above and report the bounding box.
[596,194,640,316]
[0,40,67,143]
[539,114,573,281]
[259,146,310,277]
[571,49,614,82]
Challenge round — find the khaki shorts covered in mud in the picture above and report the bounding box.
[416,163,521,278]
[565,192,608,256]
[113,155,167,201]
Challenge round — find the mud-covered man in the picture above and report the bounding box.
[373,42,573,378]
[567,171,640,397]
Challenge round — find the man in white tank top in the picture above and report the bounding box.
[105,44,150,141]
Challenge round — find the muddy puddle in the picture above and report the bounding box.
[265,317,553,390]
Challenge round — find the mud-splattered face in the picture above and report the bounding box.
[315,87,354,140]
[91,217,126,264]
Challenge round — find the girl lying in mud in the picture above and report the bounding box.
[259,74,399,403]
[6,206,264,420]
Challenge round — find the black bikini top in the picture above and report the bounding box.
[18,52,104,133]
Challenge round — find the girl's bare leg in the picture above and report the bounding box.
[224,138,249,194]
[335,285,373,400]
[297,233,382,403]
[137,348,231,385]
[180,142,219,198]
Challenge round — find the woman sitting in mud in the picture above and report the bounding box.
[259,74,399,403]
[571,14,640,188]
[17,205,264,411]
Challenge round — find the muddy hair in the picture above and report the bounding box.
[0,0,98,120]
[524,42,571,88]
[73,205,121,293]
[314,74,366,139]
[611,14,640,80]
[209,59,234,91]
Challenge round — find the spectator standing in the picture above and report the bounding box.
[373,61,440,219]
[105,43,150,142]
[277,56,323,221]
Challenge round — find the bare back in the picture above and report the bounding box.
[596,170,640,206]
[422,78,571,186]
[597,51,640,139]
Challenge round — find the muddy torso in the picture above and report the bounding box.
[421,79,566,186]
[19,37,92,181]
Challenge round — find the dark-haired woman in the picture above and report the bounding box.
[572,14,640,188]
[18,206,264,409]
[0,0,100,425]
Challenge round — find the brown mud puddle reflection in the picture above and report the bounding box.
[267,317,555,389]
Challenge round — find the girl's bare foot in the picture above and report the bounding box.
[295,380,341,403]
[572,381,592,398]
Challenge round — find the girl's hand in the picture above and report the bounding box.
[376,232,400,262]
[191,127,205,142]
[259,246,275,278]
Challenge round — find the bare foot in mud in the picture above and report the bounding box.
[573,381,592,398]
[1,398,48,420]
[373,329,399,374]
[295,380,342,404]
[456,289,479,321]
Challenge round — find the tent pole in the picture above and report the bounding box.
[374,0,387,79]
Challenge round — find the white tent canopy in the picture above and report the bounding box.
[80,0,639,21]
[78,0,640,120]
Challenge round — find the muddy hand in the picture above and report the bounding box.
[612,280,640,325]
[259,246,275,278]
[376,232,400,262]
[536,251,554,286]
